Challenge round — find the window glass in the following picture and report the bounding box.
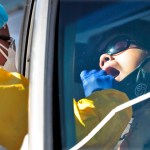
[57,1,150,149]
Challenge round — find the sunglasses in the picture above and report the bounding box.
[103,36,137,55]
[0,35,12,41]
[0,35,16,51]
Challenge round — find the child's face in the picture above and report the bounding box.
[99,47,148,81]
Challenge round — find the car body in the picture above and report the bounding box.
[9,0,150,149]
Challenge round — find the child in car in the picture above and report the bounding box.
[77,19,150,149]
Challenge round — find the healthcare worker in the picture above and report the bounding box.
[0,4,17,72]
[0,4,28,150]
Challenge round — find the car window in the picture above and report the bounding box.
[57,0,150,149]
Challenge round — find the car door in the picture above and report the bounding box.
[19,0,150,149]
[19,0,59,149]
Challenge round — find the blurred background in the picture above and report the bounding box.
[1,0,25,51]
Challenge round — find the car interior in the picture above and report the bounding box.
[57,1,150,148]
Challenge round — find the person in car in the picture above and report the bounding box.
[78,19,150,149]
[0,4,28,150]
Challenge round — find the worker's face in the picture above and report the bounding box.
[0,24,10,65]
[99,47,149,81]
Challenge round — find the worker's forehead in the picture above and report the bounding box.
[0,24,9,36]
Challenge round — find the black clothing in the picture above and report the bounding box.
[118,56,150,111]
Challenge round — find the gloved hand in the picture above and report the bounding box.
[80,69,118,97]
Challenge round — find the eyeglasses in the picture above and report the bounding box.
[0,35,12,41]
[0,35,16,51]
[103,36,137,55]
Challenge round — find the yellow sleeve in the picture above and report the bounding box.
[0,68,28,150]
[74,89,132,150]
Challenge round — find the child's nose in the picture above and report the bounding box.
[99,53,113,69]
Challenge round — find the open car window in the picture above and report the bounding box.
[57,0,150,149]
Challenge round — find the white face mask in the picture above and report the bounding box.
[0,38,17,72]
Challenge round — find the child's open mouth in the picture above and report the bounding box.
[104,67,120,78]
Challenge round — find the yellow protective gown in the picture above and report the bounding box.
[0,68,132,150]
[0,68,28,150]
[74,89,132,149]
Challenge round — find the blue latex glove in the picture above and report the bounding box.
[80,69,118,97]
[0,4,8,29]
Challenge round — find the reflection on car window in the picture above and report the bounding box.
[57,1,150,149]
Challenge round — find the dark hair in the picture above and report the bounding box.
[99,19,150,53]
